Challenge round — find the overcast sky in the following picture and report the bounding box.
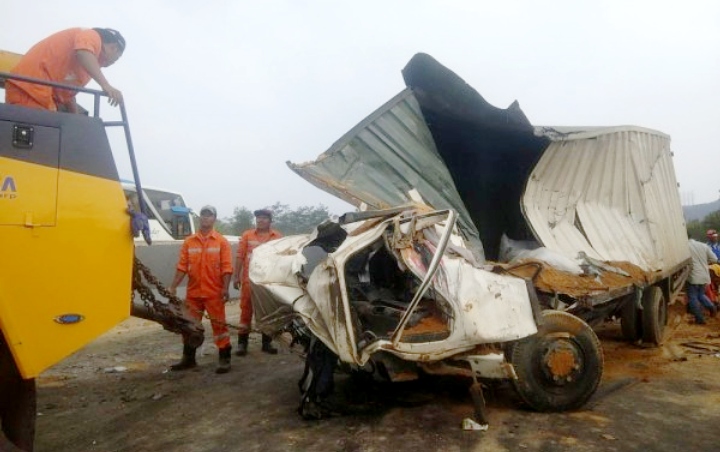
[3,1,719,217]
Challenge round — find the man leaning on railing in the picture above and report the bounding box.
[5,27,125,113]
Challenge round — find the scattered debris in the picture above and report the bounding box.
[680,342,720,355]
[601,433,618,440]
[102,366,127,373]
[661,343,687,362]
[578,252,631,277]
[462,418,489,431]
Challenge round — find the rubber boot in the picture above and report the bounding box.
[215,346,232,374]
[261,334,278,355]
[235,334,249,357]
[170,345,197,371]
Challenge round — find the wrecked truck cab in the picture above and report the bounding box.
[251,208,540,362]
[249,207,604,418]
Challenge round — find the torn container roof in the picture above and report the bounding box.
[288,53,689,272]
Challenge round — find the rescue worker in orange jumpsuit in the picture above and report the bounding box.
[232,209,283,356]
[5,27,124,112]
[168,205,234,373]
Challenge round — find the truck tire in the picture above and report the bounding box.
[620,296,642,341]
[641,286,667,346]
[0,334,36,452]
[509,310,603,412]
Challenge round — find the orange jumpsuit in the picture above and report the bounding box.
[177,230,233,348]
[5,28,102,110]
[236,228,282,333]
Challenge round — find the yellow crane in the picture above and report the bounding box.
[0,51,199,452]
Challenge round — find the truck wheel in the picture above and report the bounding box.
[509,310,603,412]
[641,286,667,346]
[0,335,36,451]
[620,296,642,341]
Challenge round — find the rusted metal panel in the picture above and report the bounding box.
[466,354,518,379]
[287,89,484,260]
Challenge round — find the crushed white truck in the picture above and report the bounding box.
[248,53,691,423]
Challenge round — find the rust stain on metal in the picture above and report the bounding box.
[546,348,576,377]
[501,362,517,379]
[348,217,385,237]
[391,370,419,382]
[401,313,449,338]
[502,259,650,297]
[467,344,503,355]
[298,170,394,211]
[325,266,347,344]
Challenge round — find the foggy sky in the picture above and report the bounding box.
[3,0,719,218]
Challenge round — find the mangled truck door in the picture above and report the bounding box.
[348,209,538,363]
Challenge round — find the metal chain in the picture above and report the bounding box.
[132,256,257,336]
[132,256,308,356]
[132,256,206,346]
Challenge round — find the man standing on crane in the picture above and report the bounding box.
[168,206,234,374]
[5,27,125,112]
[233,209,283,356]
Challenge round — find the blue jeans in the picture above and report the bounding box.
[687,284,716,323]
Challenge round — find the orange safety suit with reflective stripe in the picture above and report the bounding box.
[236,228,282,332]
[5,28,101,111]
[177,230,233,348]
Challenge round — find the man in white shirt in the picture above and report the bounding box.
[687,238,718,324]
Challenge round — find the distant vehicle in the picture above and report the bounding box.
[122,180,195,243]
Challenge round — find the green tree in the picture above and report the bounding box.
[213,218,232,235]
[194,214,232,235]
[687,210,720,241]
[264,202,331,235]
[219,203,331,236]
[702,211,720,233]
[687,219,704,241]
[224,207,254,236]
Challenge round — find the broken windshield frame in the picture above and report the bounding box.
[390,209,457,347]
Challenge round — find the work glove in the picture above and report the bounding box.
[128,208,152,245]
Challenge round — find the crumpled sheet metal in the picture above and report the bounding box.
[250,211,537,365]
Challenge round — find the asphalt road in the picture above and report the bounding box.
[34,304,720,452]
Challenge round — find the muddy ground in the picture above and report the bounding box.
[35,303,720,452]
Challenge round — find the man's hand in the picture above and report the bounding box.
[102,84,123,107]
[75,50,123,107]
[223,290,230,303]
[232,279,240,291]
[168,286,177,297]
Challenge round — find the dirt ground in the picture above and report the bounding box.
[34,303,720,452]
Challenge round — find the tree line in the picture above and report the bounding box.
[212,202,334,236]
[687,210,720,241]
[209,201,720,242]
